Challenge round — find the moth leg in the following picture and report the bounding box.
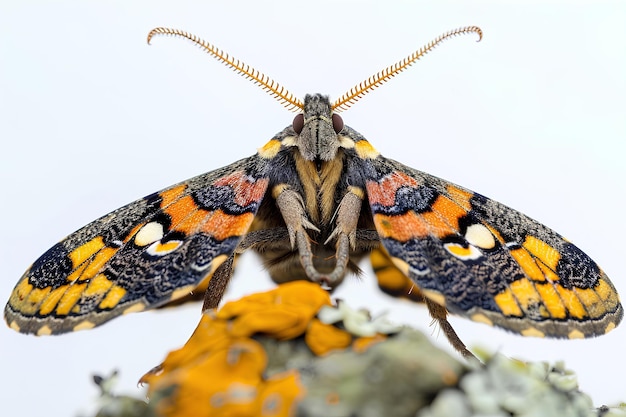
[354,230,381,251]
[424,297,477,360]
[274,186,330,283]
[323,187,365,283]
[238,229,292,252]
[202,254,235,312]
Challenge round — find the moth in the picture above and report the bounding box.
[6,26,622,358]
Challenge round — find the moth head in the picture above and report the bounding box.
[291,94,344,162]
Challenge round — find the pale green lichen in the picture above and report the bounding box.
[419,352,596,417]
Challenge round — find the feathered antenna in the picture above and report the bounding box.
[147,27,304,112]
[332,26,483,112]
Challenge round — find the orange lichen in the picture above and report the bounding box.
[217,280,332,340]
[305,319,352,356]
[352,334,388,353]
[142,282,331,416]
[142,281,399,416]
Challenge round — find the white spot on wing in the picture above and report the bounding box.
[134,222,165,247]
[465,224,495,249]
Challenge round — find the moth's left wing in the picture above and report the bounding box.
[5,156,269,335]
[365,157,623,338]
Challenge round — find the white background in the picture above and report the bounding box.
[1,1,625,415]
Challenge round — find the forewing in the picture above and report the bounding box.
[5,156,269,335]
[366,157,622,338]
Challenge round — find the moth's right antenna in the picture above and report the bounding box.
[332,26,483,112]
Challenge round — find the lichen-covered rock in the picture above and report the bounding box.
[92,371,150,417]
[88,282,624,417]
[270,329,464,417]
[139,281,411,416]
[419,352,597,417]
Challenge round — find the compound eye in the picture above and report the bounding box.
[332,114,344,133]
[292,114,304,134]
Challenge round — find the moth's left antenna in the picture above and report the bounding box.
[147,27,304,112]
